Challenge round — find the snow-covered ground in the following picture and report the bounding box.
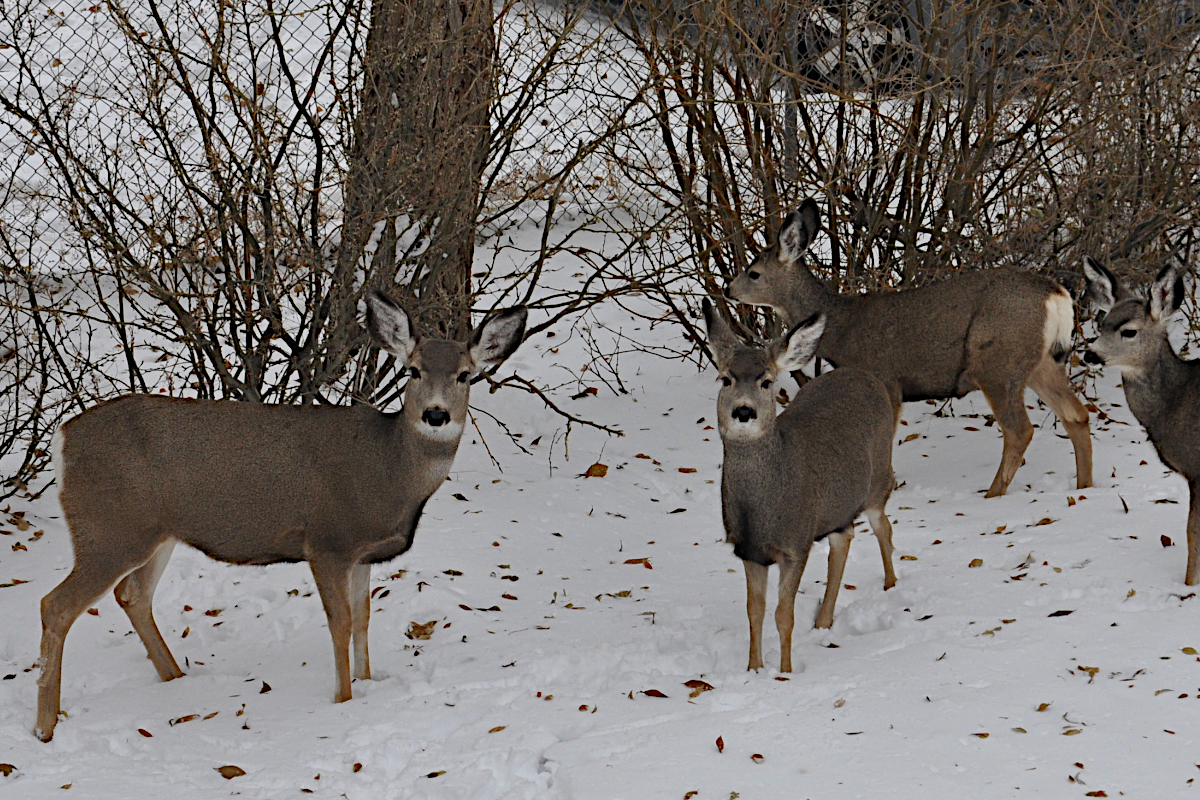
[2,263,1200,799]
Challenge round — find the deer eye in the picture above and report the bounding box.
[408,367,422,380]
[748,270,760,281]
[457,371,470,383]
[720,376,732,387]
[761,379,772,389]
[1120,328,1137,339]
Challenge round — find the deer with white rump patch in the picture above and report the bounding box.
[726,198,1093,497]
[34,290,526,742]
[1083,257,1200,585]
[702,299,896,672]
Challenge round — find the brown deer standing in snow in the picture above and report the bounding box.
[725,198,1093,497]
[703,299,897,672]
[1083,257,1200,585]
[35,290,526,741]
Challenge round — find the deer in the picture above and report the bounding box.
[34,289,526,742]
[1082,257,1200,585]
[725,198,1093,498]
[702,298,897,673]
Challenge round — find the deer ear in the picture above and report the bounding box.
[1082,257,1126,313]
[470,306,527,372]
[1148,262,1186,321]
[703,298,742,367]
[774,313,826,373]
[366,289,417,364]
[777,198,820,265]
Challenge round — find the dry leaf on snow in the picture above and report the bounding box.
[406,620,437,640]
[215,765,246,779]
[684,679,714,698]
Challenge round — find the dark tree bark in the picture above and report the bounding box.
[332,0,493,357]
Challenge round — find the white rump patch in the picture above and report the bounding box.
[1042,289,1074,356]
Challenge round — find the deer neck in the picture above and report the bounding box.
[1121,338,1190,434]
[778,263,837,329]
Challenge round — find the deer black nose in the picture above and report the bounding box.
[723,284,733,298]
[1083,350,1103,366]
[732,406,757,423]
[422,408,451,427]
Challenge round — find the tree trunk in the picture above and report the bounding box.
[334,0,493,353]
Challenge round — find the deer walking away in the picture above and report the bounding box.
[703,299,897,673]
[34,290,526,742]
[725,198,1093,498]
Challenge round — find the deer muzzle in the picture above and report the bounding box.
[422,408,452,427]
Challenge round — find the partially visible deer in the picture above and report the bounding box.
[703,299,897,673]
[1083,257,1200,585]
[726,198,1093,497]
[35,290,526,742]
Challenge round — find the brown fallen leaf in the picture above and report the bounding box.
[685,792,699,799]
[137,728,152,737]
[1037,702,1051,712]
[1048,609,1074,617]
[1162,535,1174,548]
[900,555,918,561]
[0,764,14,777]
[635,454,652,460]
[624,557,653,569]
[1084,792,1108,798]
[459,604,472,611]
[406,620,437,640]
[640,689,668,698]
[969,558,983,568]
[426,770,446,778]
[901,433,920,444]
[353,763,362,773]
[1183,647,1197,655]
[971,733,989,738]
[1063,729,1082,735]
[502,593,517,601]
[488,726,506,734]
[203,712,218,720]
[204,609,222,617]
[86,608,98,616]
[452,493,468,501]
[170,714,199,726]
[750,753,764,764]
[1067,496,1077,507]
[216,765,245,779]
[678,468,697,474]
[716,735,725,753]
[1034,518,1056,526]
[259,681,272,694]
[584,463,608,478]
[684,679,714,698]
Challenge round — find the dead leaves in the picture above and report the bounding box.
[583,463,608,478]
[900,433,921,444]
[406,620,437,640]
[969,558,983,568]
[1162,535,1174,548]
[715,736,725,753]
[488,726,506,734]
[1048,609,1075,617]
[639,689,668,698]
[215,765,246,780]
[624,557,652,569]
[0,764,15,777]
[684,679,713,698]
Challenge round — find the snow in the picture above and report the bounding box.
[3,239,1200,798]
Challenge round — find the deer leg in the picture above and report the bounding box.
[979,382,1034,497]
[308,555,354,703]
[775,552,809,673]
[1027,355,1093,490]
[864,506,897,590]
[114,540,183,682]
[1187,481,1200,587]
[37,540,155,742]
[814,530,853,630]
[743,560,768,671]
[348,562,371,681]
